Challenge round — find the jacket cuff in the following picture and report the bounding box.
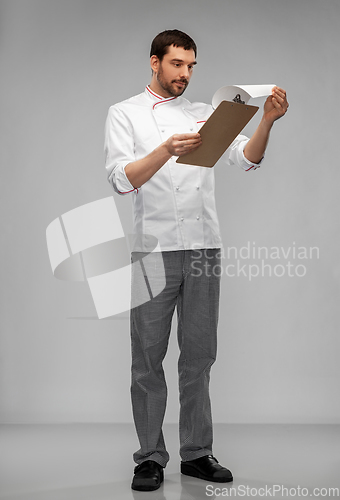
[240,144,264,171]
[109,162,138,194]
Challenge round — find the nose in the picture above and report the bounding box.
[179,66,189,80]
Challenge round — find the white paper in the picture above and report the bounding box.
[212,84,276,108]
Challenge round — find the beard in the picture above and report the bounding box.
[156,64,188,97]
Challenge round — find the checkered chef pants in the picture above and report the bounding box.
[130,248,221,467]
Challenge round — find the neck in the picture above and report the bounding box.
[149,76,173,99]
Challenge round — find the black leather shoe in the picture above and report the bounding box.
[131,460,164,491]
[181,455,233,483]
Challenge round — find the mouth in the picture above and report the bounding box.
[173,81,187,88]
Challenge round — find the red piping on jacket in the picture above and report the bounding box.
[146,86,162,100]
[152,97,177,110]
[117,187,139,194]
[146,86,177,110]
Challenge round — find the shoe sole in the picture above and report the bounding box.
[181,463,233,483]
[131,482,162,491]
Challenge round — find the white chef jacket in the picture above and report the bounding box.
[104,86,263,252]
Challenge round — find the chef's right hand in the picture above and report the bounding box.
[164,133,202,157]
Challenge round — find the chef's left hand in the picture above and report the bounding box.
[263,86,289,125]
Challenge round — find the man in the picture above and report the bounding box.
[104,29,288,491]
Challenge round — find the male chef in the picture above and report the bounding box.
[104,29,288,491]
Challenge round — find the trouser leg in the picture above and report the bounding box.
[130,251,183,467]
[177,249,221,461]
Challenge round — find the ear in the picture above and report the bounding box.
[150,55,160,74]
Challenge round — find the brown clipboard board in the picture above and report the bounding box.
[176,100,259,168]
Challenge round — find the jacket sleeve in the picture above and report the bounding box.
[104,105,138,195]
[223,134,264,172]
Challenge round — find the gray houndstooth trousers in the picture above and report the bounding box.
[130,248,221,467]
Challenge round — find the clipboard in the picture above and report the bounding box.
[176,100,259,168]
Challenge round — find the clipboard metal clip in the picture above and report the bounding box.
[232,94,245,104]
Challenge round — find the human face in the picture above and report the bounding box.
[151,45,196,98]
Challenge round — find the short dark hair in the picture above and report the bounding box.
[150,29,197,61]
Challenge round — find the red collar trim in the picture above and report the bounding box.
[146,86,178,109]
[146,86,162,100]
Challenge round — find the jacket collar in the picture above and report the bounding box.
[145,86,179,110]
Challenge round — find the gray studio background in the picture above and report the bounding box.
[1,0,339,426]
